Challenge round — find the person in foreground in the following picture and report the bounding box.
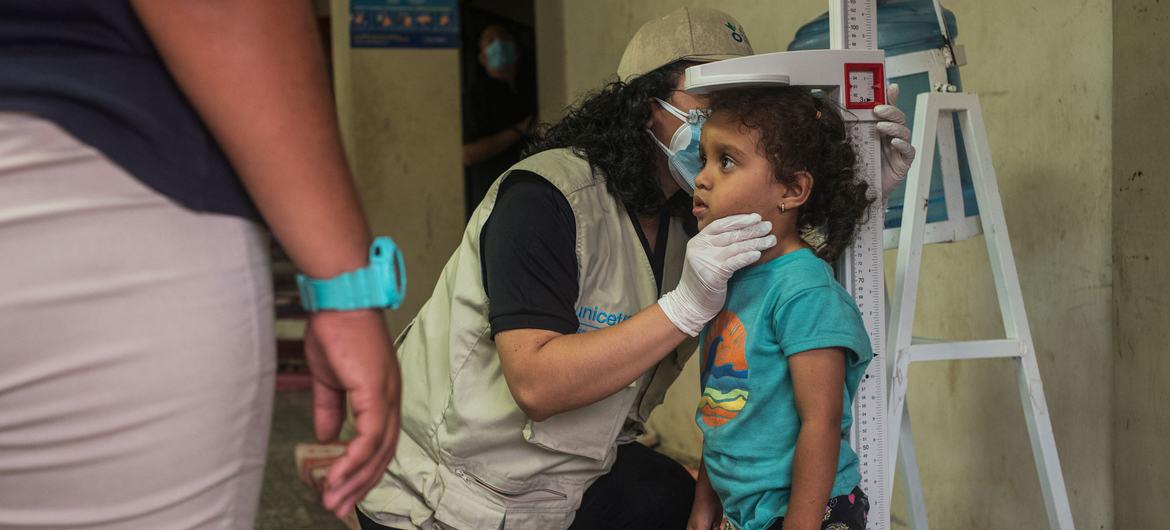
[0,2,399,526]
[686,86,876,530]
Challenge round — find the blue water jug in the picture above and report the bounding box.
[788,0,979,234]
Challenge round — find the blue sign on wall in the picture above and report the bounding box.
[351,0,460,49]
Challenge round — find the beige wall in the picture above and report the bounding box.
[536,1,825,121]
[537,2,1117,529]
[1112,1,1170,528]
[330,0,466,333]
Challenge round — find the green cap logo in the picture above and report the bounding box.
[725,21,745,43]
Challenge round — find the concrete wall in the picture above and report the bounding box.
[330,0,466,333]
[1112,1,1170,528]
[535,1,825,121]
[537,2,1116,529]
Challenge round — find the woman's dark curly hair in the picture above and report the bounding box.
[524,62,693,216]
[707,86,873,262]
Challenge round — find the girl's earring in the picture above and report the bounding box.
[779,203,786,214]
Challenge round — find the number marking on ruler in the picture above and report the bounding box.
[833,4,886,528]
[840,122,888,530]
[846,0,878,50]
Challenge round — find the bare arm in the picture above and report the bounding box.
[785,347,847,530]
[131,0,398,518]
[687,459,724,530]
[496,213,777,421]
[463,116,532,166]
[495,304,688,421]
[131,0,368,276]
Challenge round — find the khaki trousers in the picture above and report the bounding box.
[0,113,274,529]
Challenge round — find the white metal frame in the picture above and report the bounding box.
[881,46,982,251]
[886,91,1075,529]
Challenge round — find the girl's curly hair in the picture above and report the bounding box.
[524,62,693,216]
[707,86,873,262]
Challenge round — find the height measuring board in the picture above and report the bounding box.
[828,4,889,528]
[684,2,888,528]
[832,2,889,529]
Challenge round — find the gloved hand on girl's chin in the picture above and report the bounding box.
[658,213,776,336]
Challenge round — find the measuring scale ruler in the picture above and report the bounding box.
[834,2,888,529]
[685,1,888,528]
[838,120,888,530]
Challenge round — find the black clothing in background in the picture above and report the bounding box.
[568,441,696,530]
[355,441,695,530]
[461,72,537,217]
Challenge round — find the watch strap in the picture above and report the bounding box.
[296,237,406,312]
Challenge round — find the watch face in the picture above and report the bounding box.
[388,255,406,308]
[372,236,407,309]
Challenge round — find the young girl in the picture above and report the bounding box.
[686,86,875,530]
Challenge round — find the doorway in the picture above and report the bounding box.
[458,0,539,218]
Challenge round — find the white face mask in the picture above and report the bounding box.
[647,98,707,196]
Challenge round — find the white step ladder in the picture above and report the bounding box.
[886,90,1076,529]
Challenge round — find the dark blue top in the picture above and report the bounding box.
[0,1,260,221]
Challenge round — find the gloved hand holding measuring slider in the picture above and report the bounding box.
[874,84,916,198]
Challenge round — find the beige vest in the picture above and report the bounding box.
[360,149,697,529]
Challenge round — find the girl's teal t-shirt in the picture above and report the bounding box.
[696,248,874,530]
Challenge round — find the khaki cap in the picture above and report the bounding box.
[617,7,754,82]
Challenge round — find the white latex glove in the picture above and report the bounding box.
[874,83,917,202]
[659,213,776,336]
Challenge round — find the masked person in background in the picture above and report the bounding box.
[461,23,538,217]
[358,7,914,530]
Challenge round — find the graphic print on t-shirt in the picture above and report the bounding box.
[698,310,750,427]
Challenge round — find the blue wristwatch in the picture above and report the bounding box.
[296,237,407,312]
